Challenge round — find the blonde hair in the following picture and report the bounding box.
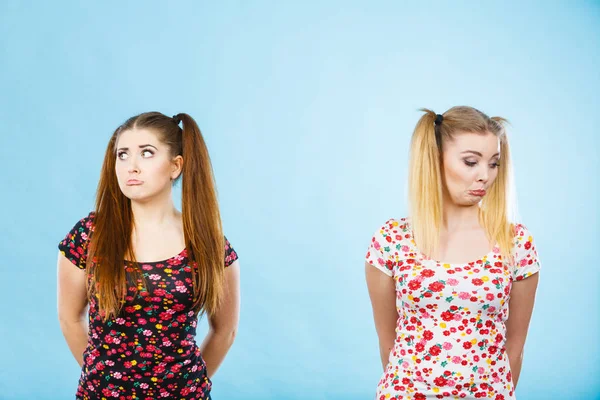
[407,106,516,263]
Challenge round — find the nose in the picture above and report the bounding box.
[127,156,140,174]
[477,166,489,183]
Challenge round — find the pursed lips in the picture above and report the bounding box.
[126,178,143,186]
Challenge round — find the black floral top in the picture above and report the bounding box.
[58,212,238,400]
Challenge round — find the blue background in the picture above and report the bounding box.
[1,1,598,399]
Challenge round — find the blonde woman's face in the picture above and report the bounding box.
[441,131,500,206]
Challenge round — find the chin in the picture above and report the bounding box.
[456,197,481,207]
[120,188,151,202]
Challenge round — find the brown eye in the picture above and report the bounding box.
[464,160,477,167]
[117,151,128,160]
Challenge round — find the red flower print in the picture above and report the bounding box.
[472,278,484,286]
[159,312,173,320]
[423,330,434,341]
[421,269,435,277]
[408,280,422,290]
[434,376,448,387]
[463,341,472,350]
[524,241,531,250]
[415,343,425,353]
[441,311,454,321]
[429,345,441,356]
[428,281,445,292]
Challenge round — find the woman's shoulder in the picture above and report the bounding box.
[510,221,536,246]
[372,217,411,243]
[508,221,541,280]
[63,211,96,240]
[379,217,409,230]
[512,221,532,235]
[58,211,96,269]
[76,211,96,232]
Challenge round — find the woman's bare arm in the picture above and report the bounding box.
[199,260,241,377]
[505,273,539,388]
[57,252,89,367]
[365,262,398,370]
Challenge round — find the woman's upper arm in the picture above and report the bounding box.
[365,262,397,340]
[57,252,88,323]
[208,260,240,333]
[506,223,541,346]
[506,272,539,348]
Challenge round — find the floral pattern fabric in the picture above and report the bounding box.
[59,212,238,400]
[365,218,540,400]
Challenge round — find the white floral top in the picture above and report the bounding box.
[366,218,541,400]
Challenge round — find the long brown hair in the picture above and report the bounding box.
[408,106,516,263]
[87,112,225,321]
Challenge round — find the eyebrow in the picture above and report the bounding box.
[117,144,158,151]
[461,150,500,158]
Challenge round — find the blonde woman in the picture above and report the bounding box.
[365,107,540,400]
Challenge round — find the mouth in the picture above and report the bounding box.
[126,179,143,186]
[469,189,487,197]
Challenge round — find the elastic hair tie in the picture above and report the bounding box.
[434,114,444,125]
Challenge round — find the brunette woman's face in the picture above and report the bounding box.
[115,128,182,202]
[441,131,500,206]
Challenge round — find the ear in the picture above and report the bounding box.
[171,155,183,181]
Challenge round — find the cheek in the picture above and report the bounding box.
[444,162,473,189]
[146,160,173,181]
[114,162,127,179]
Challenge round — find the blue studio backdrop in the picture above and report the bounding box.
[0,1,598,399]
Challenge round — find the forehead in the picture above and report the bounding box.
[116,128,162,148]
[444,131,500,156]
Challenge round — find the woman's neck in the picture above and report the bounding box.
[442,202,481,233]
[130,191,179,230]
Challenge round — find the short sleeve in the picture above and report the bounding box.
[365,219,401,277]
[224,236,238,267]
[58,212,95,270]
[511,223,541,281]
